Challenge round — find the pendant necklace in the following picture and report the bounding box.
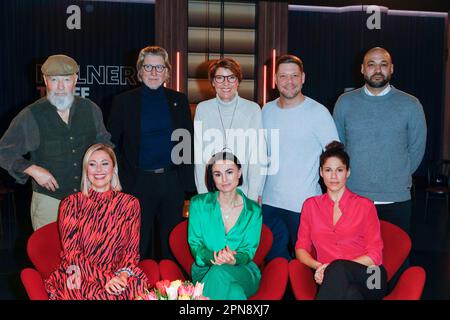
[220,199,236,220]
[217,96,238,150]
[219,195,242,221]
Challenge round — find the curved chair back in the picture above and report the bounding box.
[169,220,272,276]
[380,220,411,282]
[168,220,194,275]
[253,225,273,268]
[27,222,62,278]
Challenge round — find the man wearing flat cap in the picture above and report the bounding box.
[0,54,111,230]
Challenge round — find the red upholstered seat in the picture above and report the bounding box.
[20,221,160,300]
[288,220,426,300]
[159,220,289,300]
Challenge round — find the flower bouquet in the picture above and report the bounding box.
[136,280,209,300]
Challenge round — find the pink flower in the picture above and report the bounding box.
[178,282,195,298]
[138,280,209,300]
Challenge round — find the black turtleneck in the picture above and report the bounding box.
[139,85,173,170]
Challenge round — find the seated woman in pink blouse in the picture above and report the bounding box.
[295,141,387,300]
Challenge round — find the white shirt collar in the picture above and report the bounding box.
[363,84,391,96]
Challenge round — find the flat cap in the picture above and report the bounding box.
[41,54,79,76]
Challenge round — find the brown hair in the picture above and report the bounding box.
[320,141,350,170]
[275,54,304,73]
[205,151,243,192]
[208,57,243,84]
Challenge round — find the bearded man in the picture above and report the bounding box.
[333,47,427,235]
[0,54,111,230]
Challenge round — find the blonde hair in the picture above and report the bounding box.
[136,45,172,82]
[81,143,122,195]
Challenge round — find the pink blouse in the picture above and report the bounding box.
[295,188,383,266]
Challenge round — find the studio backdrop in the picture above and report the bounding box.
[0,0,155,135]
[288,5,447,175]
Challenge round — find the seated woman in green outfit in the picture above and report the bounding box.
[188,151,262,300]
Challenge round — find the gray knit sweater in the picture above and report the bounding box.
[194,94,267,201]
[333,86,427,202]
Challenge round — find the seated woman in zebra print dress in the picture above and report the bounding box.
[45,143,149,300]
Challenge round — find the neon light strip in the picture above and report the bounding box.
[176,51,180,92]
[272,49,276,89]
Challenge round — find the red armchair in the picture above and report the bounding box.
[159,220,289,300]
[20,221,160,300]
[288,220,426,300]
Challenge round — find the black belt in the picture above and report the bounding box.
[142,165,176,174]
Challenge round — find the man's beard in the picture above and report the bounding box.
[364,73,391,89]
[47,92,74,111]
[279,87,302,100]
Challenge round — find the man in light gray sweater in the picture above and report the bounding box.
[333,47,427,234]
[262,55,338,261]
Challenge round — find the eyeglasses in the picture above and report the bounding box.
[214,75,238,84]
[142,64,166,73]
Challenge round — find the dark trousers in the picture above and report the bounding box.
[375,200,412,235]
[317,260,387,300]
[375,200,412,291]
[262,204,300,261]
[132,169,184,261]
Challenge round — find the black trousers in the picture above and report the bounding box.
[375,200,412,291]
[132,169,184,261]
[375,200,412,235]
[316,260,387,300]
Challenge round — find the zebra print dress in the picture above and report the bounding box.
[45,189,149,300]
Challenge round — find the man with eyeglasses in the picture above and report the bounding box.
[108,46,195,260]
[261,54,339,261]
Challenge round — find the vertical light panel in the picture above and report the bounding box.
[272,48,276,89]
[176,51,180,92]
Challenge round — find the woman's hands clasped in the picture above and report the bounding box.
[211,245,237,265]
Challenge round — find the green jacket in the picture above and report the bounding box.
[188,189,262,282]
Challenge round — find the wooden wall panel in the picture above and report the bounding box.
[257,1,288,105]
[189,1,256,28]
[188,28,255,53]
[155,0,188,93]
